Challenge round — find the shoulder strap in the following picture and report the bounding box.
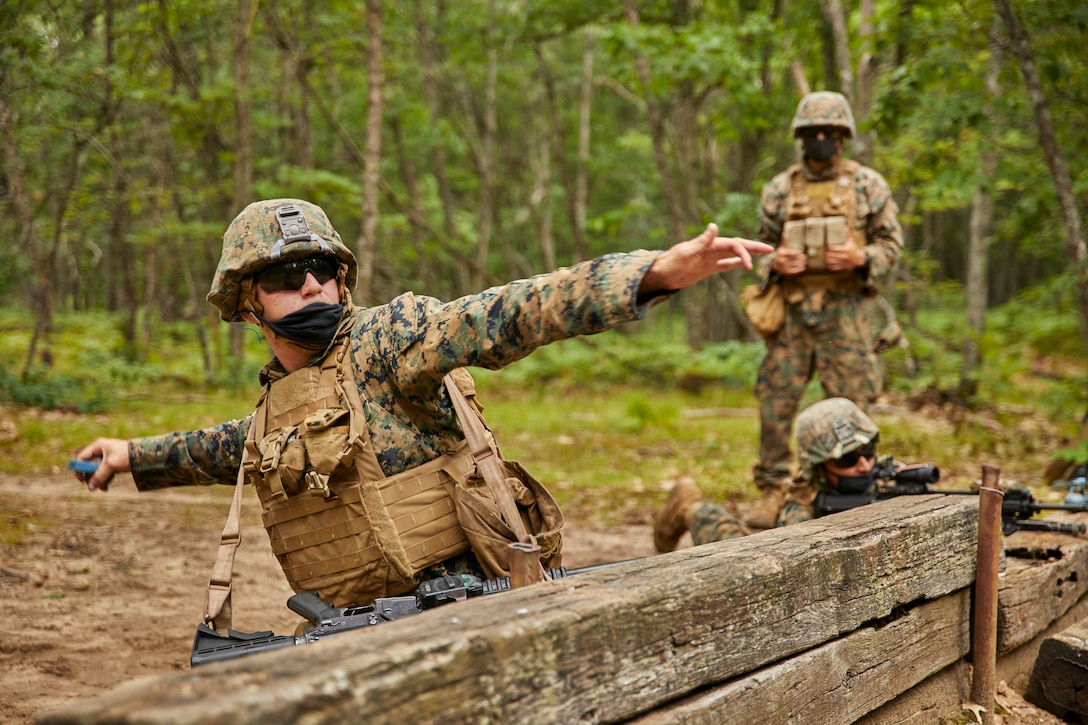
[203,421,258,633]
[444,375,550,584]
[444,375,532,544]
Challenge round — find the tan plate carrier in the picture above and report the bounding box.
[201,338,554,633]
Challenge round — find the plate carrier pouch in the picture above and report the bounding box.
[779,159,867,309]
[242,337,477,609]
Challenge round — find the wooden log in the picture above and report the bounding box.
[1024,617,1088,719]
[997,524,1088,654]
[39,496,979,725]
[998,596,1088,692]
[857,661,972,725]
[630,590,971,725]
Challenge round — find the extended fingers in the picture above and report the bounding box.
[711,238,771,271]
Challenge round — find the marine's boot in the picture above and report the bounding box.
[653,480,704,553]
[738,482,789,531]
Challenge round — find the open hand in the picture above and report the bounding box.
[639,224,773,296]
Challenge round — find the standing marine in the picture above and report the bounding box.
[747,91,903,527]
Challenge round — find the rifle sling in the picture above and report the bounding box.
[444,376,550,582]
[203,423,255,634]
[443,375,532,544]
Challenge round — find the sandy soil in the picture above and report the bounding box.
[0,471,1066,725]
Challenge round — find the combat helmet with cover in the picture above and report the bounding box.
[791,91,856,139]
[794,397,879,482]
[207,199,358,322]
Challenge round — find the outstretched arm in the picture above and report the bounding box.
[638,224,773,301]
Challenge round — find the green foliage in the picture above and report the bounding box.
[484,324,764,389]
[1,0,1086,523]
[0,365,110,414]
[1054,441,1088,467]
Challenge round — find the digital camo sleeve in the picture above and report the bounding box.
[128,416,253,490]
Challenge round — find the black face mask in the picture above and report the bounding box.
[261,302,344,352]
[834,472,875,495]
[804,136,839,162]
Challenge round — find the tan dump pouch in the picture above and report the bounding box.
[741,282,786,339]
[453,457,564,579]
[260,441,474,606]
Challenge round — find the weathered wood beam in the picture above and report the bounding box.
[998,524,1088,653]
[39,495,979,725]
[1025,616,1088,719]
[629,590,972,724]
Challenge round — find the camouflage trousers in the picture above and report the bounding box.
[753,290,879,490]
[690,498,815,546]
[689,502,749,545]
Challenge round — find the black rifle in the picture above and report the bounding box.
[814,456,1088,537]
[191,561,629,667]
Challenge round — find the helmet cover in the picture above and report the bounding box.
[790,91,857,139]
[207,199,357,321]
[794,397,879,481]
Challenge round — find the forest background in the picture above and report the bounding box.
[1,0,1086,512]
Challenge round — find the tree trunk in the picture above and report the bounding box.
[853,0,875,166]
[0,95,49,378]
[358,0,384,305]
[623,1,684,245]
[994,0,1088,358]
[472,0,498,290]
[230,0,256,371]
[264,2,314,169]
[535,42,587,265]
[526,98,555,272]
[574,32,595,264]
[413,0,465,295]
[960,26,1002,399]
[819,0,854,94]
[392,115,436,291]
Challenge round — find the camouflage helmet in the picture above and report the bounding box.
[790,91,856,139]
[794,398,879,481]
[207,199,357,321]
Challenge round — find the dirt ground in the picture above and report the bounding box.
[0,471,1069,725]
[0,471,663,724]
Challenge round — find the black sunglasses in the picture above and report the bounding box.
[257,256,338,292]
[800,126,842,140]
[832,440,878,468]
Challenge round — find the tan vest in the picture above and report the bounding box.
[781,159,865,293]
[242,337,475,607]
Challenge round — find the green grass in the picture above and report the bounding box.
[471,377,765,525]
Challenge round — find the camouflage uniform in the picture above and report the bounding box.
[753,92,902,490]
[129,200,664,585]
[687,397,879,545]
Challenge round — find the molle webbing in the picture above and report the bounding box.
[245,336,472,606]
[783,159,865,290]
[261,441,473,594]
[786,159,861,230]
